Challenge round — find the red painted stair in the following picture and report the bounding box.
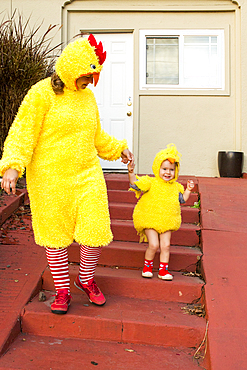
[0,334,203,369]
[41,265,204,303]
[0,174,206,369]
[21,293,205,348]
[69,241,201,272]
[109,201,199,223]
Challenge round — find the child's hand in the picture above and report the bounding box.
[128,161,135,173]
[187,180,194,191]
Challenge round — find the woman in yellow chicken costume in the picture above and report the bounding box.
[128,144,194,281]
[0,34,134,314]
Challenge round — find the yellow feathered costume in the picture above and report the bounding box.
[131,144,184,242]
[0,36,128,248]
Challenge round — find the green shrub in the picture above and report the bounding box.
[0,12,61,158]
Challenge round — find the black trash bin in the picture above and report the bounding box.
[218,151,244,178]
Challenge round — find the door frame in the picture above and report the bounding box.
[82,30,135,171]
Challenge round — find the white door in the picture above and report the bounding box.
[90,33,133,170]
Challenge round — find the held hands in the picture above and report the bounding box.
[127,160,136,185]
[187,180,195,192]
[121,149,134,166]
[1,169,19,195]
[128,161,135,174]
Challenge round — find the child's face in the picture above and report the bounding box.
[159,160,176,181]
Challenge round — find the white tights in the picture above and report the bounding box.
[45,245,102,292]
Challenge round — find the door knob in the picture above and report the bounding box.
[127,112,132,116]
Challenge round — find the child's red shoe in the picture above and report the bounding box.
[51,288,71,314]
[142,263,153,278]
[158,268,173,281]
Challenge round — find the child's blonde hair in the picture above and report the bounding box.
[152,143,181,180]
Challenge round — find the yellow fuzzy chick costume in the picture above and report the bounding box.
[131,144,184,242]
[0,35,128,248]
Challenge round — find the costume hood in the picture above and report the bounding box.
[55,34,106,91]
[152,143,181,182]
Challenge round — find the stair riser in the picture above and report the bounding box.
[105,176,199,193]
[122,323,204,348]
[68,244,200,272]
[182,209,200,224]
[42,268,203,303]
[21,312,203,348]
[108,190,198,206]
[112,224,199,246]
[0,190,25,226]
[109,204,199,223]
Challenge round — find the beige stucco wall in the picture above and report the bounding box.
[0,0,63,47]
[0,0,246,177]
[241,0,247,176]
[139,96,235,176]
[61,2,239,177]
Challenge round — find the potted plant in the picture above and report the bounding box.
[218,151,244,178]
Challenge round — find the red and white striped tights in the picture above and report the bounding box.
[45,245,102,293]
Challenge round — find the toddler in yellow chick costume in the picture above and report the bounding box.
[0,34,134,314]
[128,144,194,281]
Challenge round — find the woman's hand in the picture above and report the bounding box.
[1,169,19,195]
[121,149,134,165]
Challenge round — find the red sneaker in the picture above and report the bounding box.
[51,289,71,314]
[142,263,153,278]
[158,269,173,281]
[74,276,106,306]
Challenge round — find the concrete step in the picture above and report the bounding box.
[107,189,198,207]
[0,189,26,226]
[109,201,199,223]
[42,265,204,303]
[21,292,205,348]
[104,173,199,193]
[68,241,202,272]
[0,333,203,370]
[111,219,200,246]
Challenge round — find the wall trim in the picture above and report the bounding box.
[62,0,239,12]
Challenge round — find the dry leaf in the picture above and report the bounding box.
[181,304,205,317]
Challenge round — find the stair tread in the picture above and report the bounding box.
[109,202,199,224]
[21,292,205,348]
[68,242,201,273]
[111,219,200,230]
[24,292,205,328]
[109,201,199,211]
[105,173,199,191]
[109,201,198,208]
[107,189,198,205]
[42,266,204,303]
[64,264,204,287]
[93,265,204,286]
[0,333,202,370]
[105,240,201,255]
[71,240,202,255]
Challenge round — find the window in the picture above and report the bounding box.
[140,30,225,91]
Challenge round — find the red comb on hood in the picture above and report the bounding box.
[88,34,106,65]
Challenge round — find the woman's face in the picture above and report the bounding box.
[159,160,176,181]
[76,74,94,89]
